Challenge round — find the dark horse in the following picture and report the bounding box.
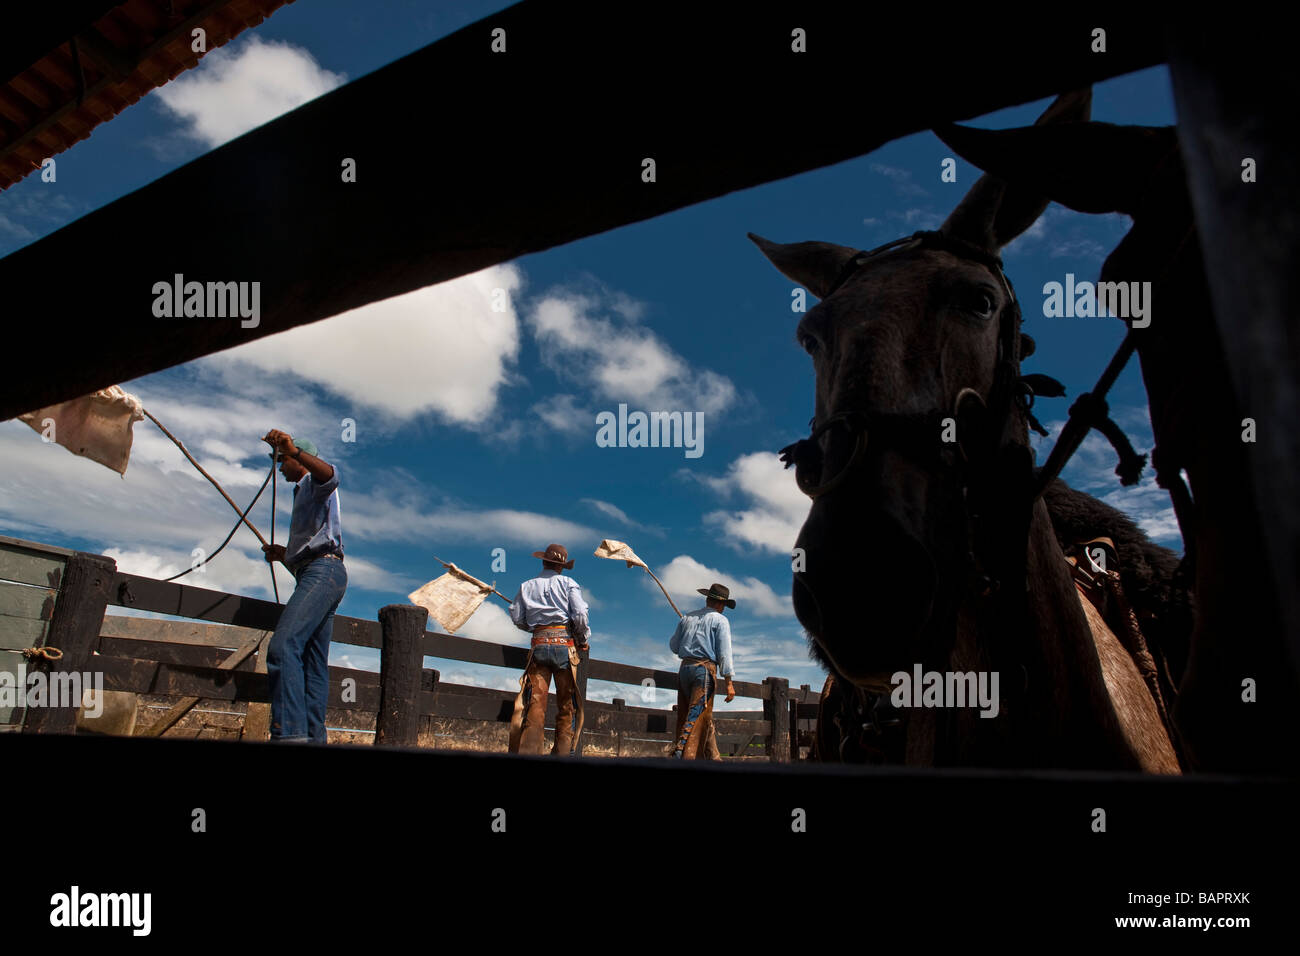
[752,90,1183,772]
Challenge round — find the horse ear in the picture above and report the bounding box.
[747,233,861,300]
[938,88,1092,251]
[936,121,1177,218]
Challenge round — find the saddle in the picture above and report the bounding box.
[1064,536,1182,763]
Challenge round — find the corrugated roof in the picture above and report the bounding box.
[0,0,292,191]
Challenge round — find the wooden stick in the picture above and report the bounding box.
[142,409,268,546]
[141,633,266,737]
[432,556,511,604]
[645,567,682,618]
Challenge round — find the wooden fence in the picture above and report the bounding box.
[0,535,820,759]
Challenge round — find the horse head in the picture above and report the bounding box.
[750,90,1090,695]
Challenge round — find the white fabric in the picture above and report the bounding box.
[593,538,647,569]
[18,386,144,475]
[408,563,495,633]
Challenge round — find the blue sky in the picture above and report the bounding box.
[0,2,1182,709]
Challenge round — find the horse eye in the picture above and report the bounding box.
[799,333,820,356]
[967,290,996,317]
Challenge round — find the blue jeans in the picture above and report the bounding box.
[267,556,347,742]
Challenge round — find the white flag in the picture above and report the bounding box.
[19,386,144,475]
[593,539,647,569]
[408,563,496,633]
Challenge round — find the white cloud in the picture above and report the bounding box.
[0,411,416,603]
[580,498,664,537]
[870,162,928,198]
[532,394,590,435]
[528,288,737,417]
[458,601,528,646]
[154,35,346,147]
[700,452,809,554]
[656,554,791,618]
[202,264,524,425]
[342,485,597,548]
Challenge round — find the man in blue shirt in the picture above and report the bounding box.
[508,543,590,755]
[669,582,737,759]
[260,429,346,743]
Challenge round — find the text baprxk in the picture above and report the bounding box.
[152,274,260,328]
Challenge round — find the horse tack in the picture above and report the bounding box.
[783,230,1172,766]
[779,229,1030,599]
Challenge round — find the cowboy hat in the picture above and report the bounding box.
[532,543,575,569]
[697,582,736,609]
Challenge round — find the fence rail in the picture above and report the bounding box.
[0,536,819,759]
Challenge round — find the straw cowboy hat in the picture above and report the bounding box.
[533,543,575,569]
[697,582,736,609]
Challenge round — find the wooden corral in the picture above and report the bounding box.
[0,535,819,759]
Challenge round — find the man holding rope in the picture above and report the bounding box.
[260,429,346,744]
[509,543,590,756]
[669,582,736,759]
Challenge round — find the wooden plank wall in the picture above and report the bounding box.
[0,536,72,729]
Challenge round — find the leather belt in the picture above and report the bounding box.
[531,623,572,646]
[532,635,574,646]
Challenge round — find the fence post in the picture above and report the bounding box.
[612,697,625,756]
[789,698,801,761]
[573,645,589,756]
[763,676,791,763]
[23,552,116,734]
[376,604,427,747]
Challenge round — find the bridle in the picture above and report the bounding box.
[778,230,1029,506]
[781,230,1037,761]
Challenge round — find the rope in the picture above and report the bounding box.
[164,465,272,581]
[143,409,268,546]
[145,408,280,600]
[269,453,280,604]
[17,647,63,661]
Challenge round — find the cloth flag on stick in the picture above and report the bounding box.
[593,539,681,617]
[408,558,508,634]
[18,386,144,475]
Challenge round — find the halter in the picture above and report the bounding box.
[781,230,1036,762]
[779,230,1027,505]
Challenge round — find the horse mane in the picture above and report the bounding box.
[1041,476,1194,682]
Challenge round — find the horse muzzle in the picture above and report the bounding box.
[792,499,938,687]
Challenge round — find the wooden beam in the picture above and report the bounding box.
[241,630,272,741]
[100,613,268,648]
[375,604,427,747]
[0,4,1166,420]
[764,677,791,763]
[140,632,265,737]
[1165,25,1300,743]
[23,551,116,734]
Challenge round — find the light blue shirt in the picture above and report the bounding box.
[510,569,590,642]
[285,467,342,573]
[670,607,734,678]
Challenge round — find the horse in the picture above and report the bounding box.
[932,110,1296,774]
[751,89,1181,772]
